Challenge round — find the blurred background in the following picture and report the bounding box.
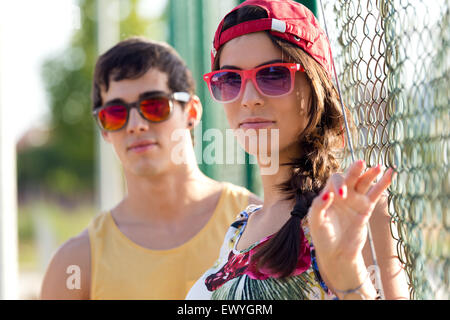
[0,0,448,299]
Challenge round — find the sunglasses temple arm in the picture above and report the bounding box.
[318,0,385,300]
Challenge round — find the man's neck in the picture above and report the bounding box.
[116,161,220,225]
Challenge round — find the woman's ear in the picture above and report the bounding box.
[185,95,203,129]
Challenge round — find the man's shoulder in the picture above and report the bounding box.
[47,228,91,274]
[247,192,263,206]
[60,228,90,254]
[223,181,263,205]
[40,228,91,299]
[218,182,263,213]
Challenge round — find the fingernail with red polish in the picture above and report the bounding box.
[322,192,330,201]
[338,187,344,197]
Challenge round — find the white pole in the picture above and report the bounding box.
[0,7,19,299]
[96,0,125,213]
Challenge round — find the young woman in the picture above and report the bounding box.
[186,0,409,300]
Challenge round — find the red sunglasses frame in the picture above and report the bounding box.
[203,62,304,103]
[92,91,190,132]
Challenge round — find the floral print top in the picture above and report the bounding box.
[186,204,337,300]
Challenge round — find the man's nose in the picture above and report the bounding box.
[126,108,149,133]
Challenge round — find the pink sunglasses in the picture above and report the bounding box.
[203,63,304,103]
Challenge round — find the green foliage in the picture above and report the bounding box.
[120,0,149,38]
[18,208,35,243]
[17,0,97,200]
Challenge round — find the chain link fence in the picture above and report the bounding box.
[323,0,449,299]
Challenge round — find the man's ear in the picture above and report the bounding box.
[185,95,203,129]
[101,130,112,143]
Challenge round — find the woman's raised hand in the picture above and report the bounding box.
[307,160,395,292]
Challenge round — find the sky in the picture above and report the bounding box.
[0,0,167,143]
[0,0,78,142]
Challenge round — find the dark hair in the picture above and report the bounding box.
[92,37,195,109]
[217,6,356,278]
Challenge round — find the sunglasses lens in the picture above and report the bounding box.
[98,105,128,131]
[210,71,242,102]
[140,97,171,122]
[256,66,291,96]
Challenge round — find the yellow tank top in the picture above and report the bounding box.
[88,182,251,300]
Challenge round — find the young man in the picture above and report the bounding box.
[40,37,261,299]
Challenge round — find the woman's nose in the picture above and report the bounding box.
[240,79,264,108]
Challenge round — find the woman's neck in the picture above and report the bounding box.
[258,142,303,209]
[259,157,294,210]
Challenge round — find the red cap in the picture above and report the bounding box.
[211,0,333,78]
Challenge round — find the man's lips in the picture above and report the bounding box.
[127,140,158,152]
[239,118,276,129]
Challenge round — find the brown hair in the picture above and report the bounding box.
[92,37,195,109]
[216,6,357,278]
